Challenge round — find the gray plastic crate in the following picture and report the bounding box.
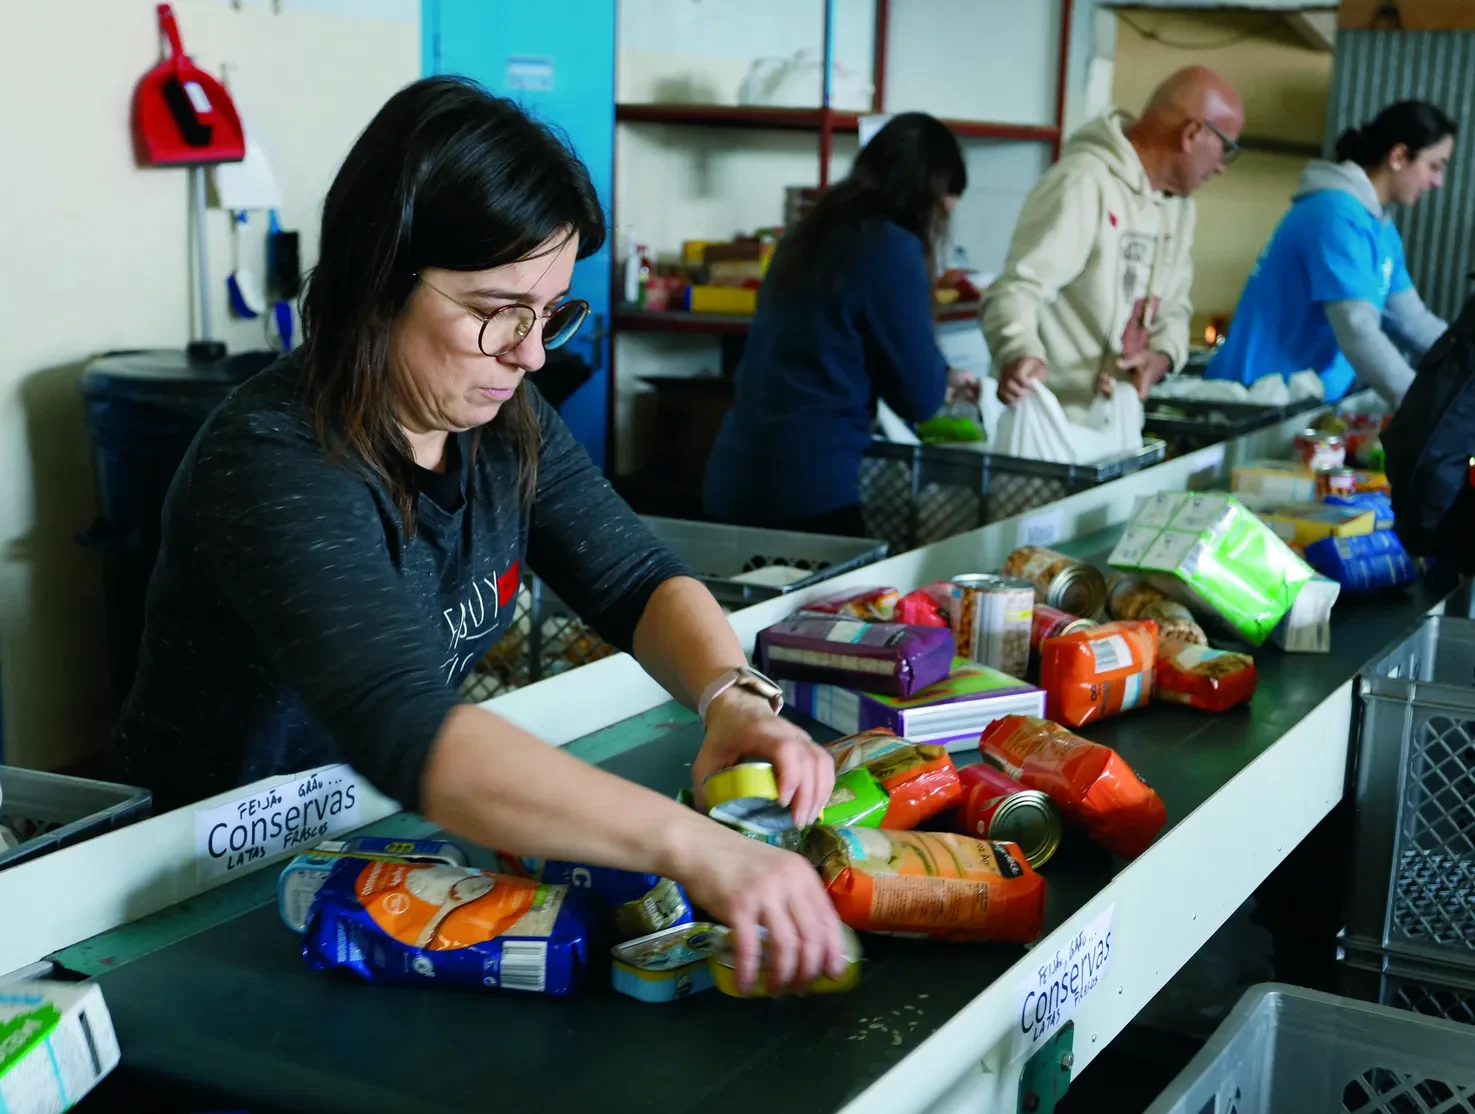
[1349,616,1475,970]
[859,438,1166,553]
[1340,942,1475,1027]
[0,766,152,870]
[460,517,888,702]
[1143,984,1475,1114]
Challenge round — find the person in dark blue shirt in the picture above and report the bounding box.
[703,113,976,536]
[1206,101,1455,406]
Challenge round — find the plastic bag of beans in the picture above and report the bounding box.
[978,715,1167,859]
[1155,639,1257,712]
[1038,620,1158,727]
[824,729,963,830]
[804,826,1046,942]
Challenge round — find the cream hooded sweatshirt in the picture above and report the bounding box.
[981,112,1195,421]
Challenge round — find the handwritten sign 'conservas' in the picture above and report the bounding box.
[194,765,363,882]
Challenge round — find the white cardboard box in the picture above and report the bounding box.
[0,981,120,1112]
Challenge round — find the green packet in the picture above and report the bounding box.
[1108,491,1316,646]
[677,766,887,844]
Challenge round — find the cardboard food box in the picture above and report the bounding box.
[780,658,1046,752]
[1108,492,1317,646]
[1231,461,1319,504]
[0,981,120,1113]
[1269,573,1341,653]
[1255,503,1376,549]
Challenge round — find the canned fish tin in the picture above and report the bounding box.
[710,923,864,998]
[703,761,780,812]
[277,836,468,933]
[1003,547,1108,620]
[1293,430,1346,471]
[1030,604,1096,654]
[951,575,1034,679]
[611,922,720,1003]
[704,761,800,846]
[956,764,1062,869]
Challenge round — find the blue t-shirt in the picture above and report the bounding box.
[702,220,947,525]
[1206,189,1411,401]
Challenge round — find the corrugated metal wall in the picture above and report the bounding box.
[1329,31,1475,318]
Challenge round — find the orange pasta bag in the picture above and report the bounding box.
[824,729,963,829]
[978,715,1166,860]
[805,826,1046,942]
[1039,620,1158,727]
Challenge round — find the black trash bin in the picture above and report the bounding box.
[78,348,276,706]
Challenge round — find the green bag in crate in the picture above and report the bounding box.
[1108,493,1316,646]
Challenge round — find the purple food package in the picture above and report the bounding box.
[756,617,955,698]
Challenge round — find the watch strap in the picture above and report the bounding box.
[697,666,784,726]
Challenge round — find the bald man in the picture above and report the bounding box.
[983,67,1245,422]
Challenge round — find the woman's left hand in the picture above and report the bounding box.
[946,367,982,405]
[691,690,835,827]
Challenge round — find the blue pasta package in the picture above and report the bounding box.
[515,857,693,939]
[302,857,591,995]
[1304,531,1417,593]
[1323,491,1394,529]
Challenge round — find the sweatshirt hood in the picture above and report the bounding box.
[1296,159,1383,217]
[1062,112,1152,196]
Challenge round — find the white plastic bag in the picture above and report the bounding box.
[995,381,1144,464]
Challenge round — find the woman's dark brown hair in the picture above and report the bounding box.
[300,76,606,536]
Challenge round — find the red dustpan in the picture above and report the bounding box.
[131,4,244,167]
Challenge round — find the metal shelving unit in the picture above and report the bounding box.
[607,0,1075,468]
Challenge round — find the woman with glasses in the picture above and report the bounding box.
[1206,101,1457,406]
[702,113,977,537]
[113,77,847,991]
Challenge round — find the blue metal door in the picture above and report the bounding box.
[424,0,616,471]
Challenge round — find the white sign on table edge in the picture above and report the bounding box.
[1019,507,1065,548]
[1013,903,1115,1061]
[194,764,364,883]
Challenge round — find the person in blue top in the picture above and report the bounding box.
[702,114,977,535]
[1206,101,1456,406]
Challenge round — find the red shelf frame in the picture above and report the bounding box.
[606,0,1074,468]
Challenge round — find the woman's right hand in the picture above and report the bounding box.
[675,823,850,993]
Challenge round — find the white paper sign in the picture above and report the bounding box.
[1013,904,1115,1060]
[195,765,363,883]
[1019,508,1065,547]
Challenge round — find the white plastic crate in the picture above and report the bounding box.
[1143,984,1475,1114]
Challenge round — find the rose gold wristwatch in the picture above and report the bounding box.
[697,666,785,727]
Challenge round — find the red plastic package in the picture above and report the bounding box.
[895,581,952,628]
[1155,639,1257,712]
[824,729,963,829]
[798,586,900,622]
[1039,620,1158,727]
[978,715,1167,859]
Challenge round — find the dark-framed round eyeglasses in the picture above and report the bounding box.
[419,276,590,359]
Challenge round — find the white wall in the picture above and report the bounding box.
[0,0,419,770]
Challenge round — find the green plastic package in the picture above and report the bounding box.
[1107,492,1316,646]
[819,767,889,828]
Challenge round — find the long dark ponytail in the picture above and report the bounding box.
[1335,100,1457,167]
[300,76,605,536]
[766,112,966,293]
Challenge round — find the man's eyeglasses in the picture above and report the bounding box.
[419,277,590,359]
[1201,119,1241,166]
